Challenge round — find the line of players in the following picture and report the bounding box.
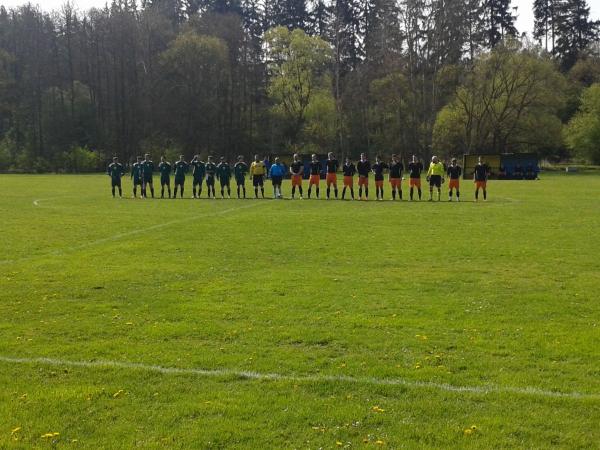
[107,152,490,201]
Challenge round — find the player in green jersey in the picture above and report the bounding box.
[234,155,248,198]
[107,156,125,198]
[190,155,205,198]
[173,155,188,198]
[131,156,143,198]
[158,156,172,199]
[217,157,232,198]
[205,156,217,199]
[141,153,155,198]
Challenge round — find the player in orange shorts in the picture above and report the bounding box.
[341,158,356,200]
[388,154,404,200]
[307,154,322,199]
[473,156,489,201]
[356,153,371,200]
[325,152,339,199]
[407,155,423,201]
[446,157,462,201]
[289,153,304,199]
[371,155,388,200]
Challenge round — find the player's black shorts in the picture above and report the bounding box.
[253,175,264,187]
[133,178,142,186]
[175,177,185,186]
[206,176,215,186]
[193,177,203,186]
[143,176,153,185]
[235,176,245,186]
[161,175,170,185]
[429,175,442,188]
[220,178,231,186]
[271,176,282,186]
[111,178,121,187]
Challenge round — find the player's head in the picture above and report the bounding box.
[254,154,259,162]
[293,153,300,161]
[451,157,457,166]
[145,153,150,160]
[179,154,184,161]
[412,155,417,162]
[328,152,334,159]
[113,156,118,162]
[391,154,397,162]
[432,155,438,163]
[376,155,381,162]
[360,153,366,161]
[220,156,225,162]
[193,154,198,161]
[345,157,350,164]
[275,157,280,164]
[137,156,142,161]
[238,155,244,161]
[161,156,165,162]
[478,156,483,164]
[208,155,213,162]
[311,153,317,162]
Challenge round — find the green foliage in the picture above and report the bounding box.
[565,83,600,163]
[265,27,333,147]
[58,146,103,173]
[432,43,567,157]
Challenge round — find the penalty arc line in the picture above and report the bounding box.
[1,201,262,265]
[0,355,597,401]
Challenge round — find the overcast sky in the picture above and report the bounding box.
[1,0,599,38]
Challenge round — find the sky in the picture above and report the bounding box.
[0,0,599,38]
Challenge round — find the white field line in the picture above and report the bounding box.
[0,355,597,401]
[1,202,261,265]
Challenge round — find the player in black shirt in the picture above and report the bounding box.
[341,158,356,200]
[446,157,462,201]
[173,155,188,198]
[325,152,339,199]
[407,155,423,201]
[389,154,404,200]
[158,156,172,199]
[289,153,304,199]
[205,155,217,199]
[356,153,371,200]
[307,154,322,199]
[371,156,388,200]
[473,156,489,201]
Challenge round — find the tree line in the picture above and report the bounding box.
[0,0,599,172]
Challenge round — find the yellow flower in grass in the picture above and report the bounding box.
[375,440,385,445]
[336,441,343,446]
[371,405,385,413]
[41,432,59,438]
[113,389,125,398]
[11,427,21,435]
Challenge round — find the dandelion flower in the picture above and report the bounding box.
[11,427,21,435]
[375,440,385,445]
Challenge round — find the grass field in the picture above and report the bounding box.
[1,173,599,449]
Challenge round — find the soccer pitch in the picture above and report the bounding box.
[1,173,599,448]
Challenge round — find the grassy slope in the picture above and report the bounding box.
[0,173,598,448]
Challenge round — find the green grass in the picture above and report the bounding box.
[0,173,599,449]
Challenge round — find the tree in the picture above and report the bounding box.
[482,0,517,48]
[264,26,333,147]
[554,0,599,70]
[432,42,567,156]
[565,83,600,163]
[158,32,230,153]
